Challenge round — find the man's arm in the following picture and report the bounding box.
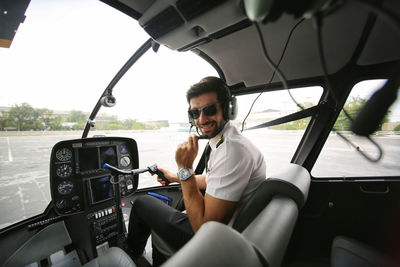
[156,167,206,189]
[175,135,237,232]
[180,177,237,232]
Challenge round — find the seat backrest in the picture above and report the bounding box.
[162,221,263,267]
[163,163,311,267]
[232,163,311,232]
[235,163,311,267]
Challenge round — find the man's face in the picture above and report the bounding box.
[189,92,225,139]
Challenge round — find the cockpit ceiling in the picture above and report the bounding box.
[195,9,368,87]
[106,0,400,87]
[197,3,400,87]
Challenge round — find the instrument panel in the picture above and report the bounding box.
[50,137,139,215]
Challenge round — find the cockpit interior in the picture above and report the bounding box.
[0,0,399,267]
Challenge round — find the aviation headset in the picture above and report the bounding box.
[188,77,238,127]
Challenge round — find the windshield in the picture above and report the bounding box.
[0,0,218,229]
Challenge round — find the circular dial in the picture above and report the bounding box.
[120,156,131,167]
[57,181,74,195]
[56,148,72,162]
[119,144,129,154]
[56,164,73,178]
[55,199,67,209]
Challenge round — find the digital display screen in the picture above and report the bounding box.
[100,146,117,168]
[78,148,98,171]
[89,176,114,204]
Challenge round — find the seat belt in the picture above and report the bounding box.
[195,142,211,175]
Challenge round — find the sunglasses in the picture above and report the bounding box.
[188,103,220,119]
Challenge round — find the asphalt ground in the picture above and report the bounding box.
[0,130,399,229]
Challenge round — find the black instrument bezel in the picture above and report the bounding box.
[50,137,139,216]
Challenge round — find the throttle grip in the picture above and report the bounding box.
[148,164,170,186]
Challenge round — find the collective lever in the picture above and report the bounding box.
[103,163,170,185]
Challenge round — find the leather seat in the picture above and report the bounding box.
[331,236,398,267]
[162,163,311,266]
[83,247,136,267]
[162,221,263,267]
[232,163,310,232]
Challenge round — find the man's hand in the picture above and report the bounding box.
[155,167,178,186]
[175,135,199,169]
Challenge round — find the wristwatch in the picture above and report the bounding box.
[177,168,194,181]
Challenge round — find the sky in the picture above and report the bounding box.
[1,0,399,123]
[0,0,218,122]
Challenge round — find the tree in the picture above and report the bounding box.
[334,96,366,131]
[334,96,389,131]
[66,110,87,130]
[67,110,87,122]
[132,121,146,130]
[0,114,11,130]
[47,116,64,130]
[8,103,41,131]
[73,120,86,130]
[108,123,123,130]
[37,108,54,130]
[122,119,137,130]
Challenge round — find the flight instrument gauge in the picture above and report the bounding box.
[120,156,131,167]
[56,164,73,178]
[119,144,129,154]
[56,148,72,162]
[57,181,74,195]
[55,199,67,209]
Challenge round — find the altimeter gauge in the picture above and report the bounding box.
[57,181,74,195]
[56,164,73,178]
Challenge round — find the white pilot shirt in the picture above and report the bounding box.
[205,121,266,224]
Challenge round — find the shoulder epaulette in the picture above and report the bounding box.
[216,135,224,148]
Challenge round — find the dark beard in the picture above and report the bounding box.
[199,120,226,139]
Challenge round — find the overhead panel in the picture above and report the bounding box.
[138,0,246,50]
[0,0,31,48]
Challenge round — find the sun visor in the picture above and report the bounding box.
[138,0,248,51]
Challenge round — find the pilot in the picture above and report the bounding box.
[127,76,266,265]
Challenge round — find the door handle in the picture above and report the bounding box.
[360,185,389,194]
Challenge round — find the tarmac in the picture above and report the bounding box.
[0,130,399,229]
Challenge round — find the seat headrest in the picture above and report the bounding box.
[266,163,310,208]
[233,163,310,232]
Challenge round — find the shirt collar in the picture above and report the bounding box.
[209,121,230,150]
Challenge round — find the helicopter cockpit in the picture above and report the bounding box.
[1,0,399,266]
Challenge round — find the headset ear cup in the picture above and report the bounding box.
[227,96,238,120]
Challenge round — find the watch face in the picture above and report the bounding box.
[179,168,193,180]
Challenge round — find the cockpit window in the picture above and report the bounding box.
[312,80,400,178]
[0,0,217,228]
[238,86,323,176]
